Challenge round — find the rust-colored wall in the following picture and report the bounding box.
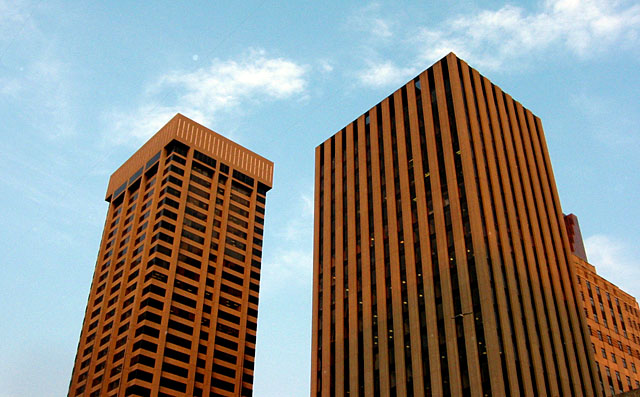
[311,53,602,396]
[68,114,271,396]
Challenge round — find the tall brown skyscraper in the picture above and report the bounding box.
[68,114,272,397]
[311,53,602,396]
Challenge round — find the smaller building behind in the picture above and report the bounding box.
[566,214,640,396]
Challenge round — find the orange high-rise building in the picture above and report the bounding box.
[311,53,602,396]
[565,214,640,396]
[68,114,272,397]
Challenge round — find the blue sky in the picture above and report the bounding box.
[1,1,639,395]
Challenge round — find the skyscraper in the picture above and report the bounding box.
[68,114,272,397]
[565,214,640,396]
[311,53,602,396]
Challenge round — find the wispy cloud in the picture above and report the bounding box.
[262,191,314,287]
[417,0,640,70]
[357,60,418,88]
[354,0,640,88]
[105,49,308,145]
[349,2,394,39]
[584,234,640,298]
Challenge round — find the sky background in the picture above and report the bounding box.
[1,1,639,396]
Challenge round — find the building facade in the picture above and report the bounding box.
[68,114,272,397]
[311,53,602,396]
[566,214,640,396]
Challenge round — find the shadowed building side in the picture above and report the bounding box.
[311,53,602,397]
[68,114,272,397]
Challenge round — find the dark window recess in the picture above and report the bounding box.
[182,229,205,244]
[221,283,242,298]
[168,319,193,335]
[162,361,189,378]
[125,385,151,397]
[243,373,254,384]
[165,333,192,351]
[164,164,185,178]
[146,152,161,169]
[171,306,195,322]
[219,163,230,174]
[160,377,187,393]
[224,260,244,274]
[252,248,262,259]
[216,378,237,393]
[161,185,181,199]
[222,271,244,287]
[225,248,245,262]
[129,167,143,185]
[178,253,202,270]
[137,311,162,325]
[135,325,160,339]
[191,170,211,190]
[226,236,246,250]
[173,292,197,308]
[140,296,164,311]
[247,320,257,331]
[249,282,259,293]
[152,231,174,245]
[185,206,207,221]
[213,363,237,379]
[254,216,264,225]
[216,336,238,351]
[217,323,240,338]
[166,140,189,157]
[256,195,265,205]
[187,195,208,210]
[248,294,259,305]
[145,270,168,283]
[180,241,203,256]
[130,353,155,368]
[164,174,183,187]
[255,206,265,215]
[220,296,241,311]
[246,333,256,344]
[147,257,170,270]
[251,259,261,270]
[230,193,250,207]
[184,218,206,233]
[232,170,255,187]
[142,283,166,297]
[218,308,241,325]
[159,197,179,210]
[257,182,270,195]
[248,307,258,318]
[228,214,248,228]
[245,346,255,357]
[194,150,216,168]
[188,184,210,200]
[231,180,252,197]
[167,153,186,166]
[192,161,214,178]
[132,339,158,353]
[253,237,262,247]
[250,270,260,281]
[156,208,177,221]
[177,266,200,282]
[228,225,247,239]
[164,347,190,363]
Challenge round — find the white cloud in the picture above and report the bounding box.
[584,234,640,298]
[357,60,418,88]
[106,49,307,145]
[349,2,394,39]
[416,0,640,70]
